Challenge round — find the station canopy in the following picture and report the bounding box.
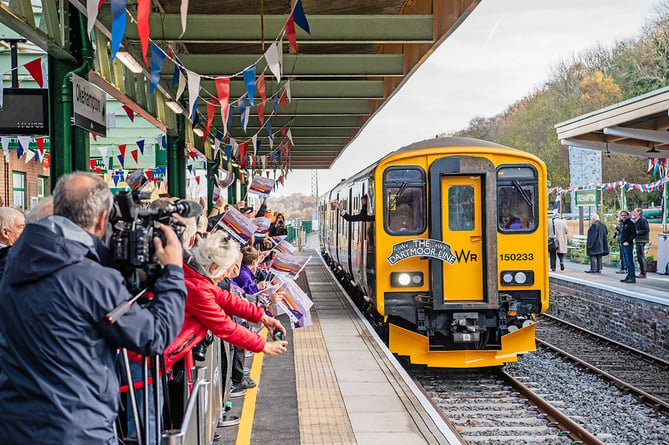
[90,0,481,169]
[556,86,669,158]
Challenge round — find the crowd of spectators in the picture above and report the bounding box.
[0,172,293,445]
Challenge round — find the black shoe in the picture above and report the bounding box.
[595,270,602,273]
[551,268,555,272]
[585,270,595,273]
[616,270,626,274]
[621,278,636,283]
[560,264,564,271]
[241,377,256,389]
[230,384,246,398]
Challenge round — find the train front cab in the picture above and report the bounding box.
[376,147,549,368]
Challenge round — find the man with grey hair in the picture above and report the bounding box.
[25,195,54,224]
[0,171,187,444]
[0,206,25,247]
[585,213,609,274]
[0,206,26,280]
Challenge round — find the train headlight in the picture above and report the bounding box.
[390,272,424,287]
[500,270,534,286]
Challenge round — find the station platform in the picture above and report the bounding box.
[217,248,462,445]
[550,258,669,306]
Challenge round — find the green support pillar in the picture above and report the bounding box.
[206,159,216,213]
[48,8,93,188]
[167,115,186,198]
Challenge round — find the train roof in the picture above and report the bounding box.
[324,136,536,196]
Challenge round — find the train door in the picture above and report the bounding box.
[429,156,498,310]
[440,176,484,301]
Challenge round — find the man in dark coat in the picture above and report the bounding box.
[619,210,637,283]
[585,213,609,273]
[0,172,186,445]
[633,208,650,278]
[333,194,375,222]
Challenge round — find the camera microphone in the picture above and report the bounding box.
[164,200,203,218]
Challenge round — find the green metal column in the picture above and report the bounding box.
[206,159,216,213]
[48,8,93,188]
[167,115,186,198]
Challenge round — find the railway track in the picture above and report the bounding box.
[413,367,603,445]
[536,314,669,416]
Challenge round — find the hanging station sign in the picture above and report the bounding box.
[72,74,107,137]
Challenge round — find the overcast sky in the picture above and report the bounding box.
[276,0,660,198]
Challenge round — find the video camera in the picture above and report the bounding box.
[106,190,202,293]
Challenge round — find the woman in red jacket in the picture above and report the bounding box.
[165,232,287,370]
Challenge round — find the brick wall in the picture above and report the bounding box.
[549,277,669,361]
[0,153,50,210]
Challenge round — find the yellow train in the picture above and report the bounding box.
[318,137,549,368]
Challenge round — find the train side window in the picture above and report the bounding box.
[448,186,475,231]
[497,166,537,233]
[383,167,426,235]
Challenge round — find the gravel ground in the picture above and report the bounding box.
[506,349,669,445]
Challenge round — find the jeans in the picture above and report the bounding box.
[635,242,647,274]
[589,255,602,272]
[549,250,564,270]
[126,360,160,445]
[621,243,635,280]
[618,241,627,271]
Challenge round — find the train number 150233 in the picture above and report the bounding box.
[499,253,534,261]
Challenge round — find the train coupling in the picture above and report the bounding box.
[452,312,481,343]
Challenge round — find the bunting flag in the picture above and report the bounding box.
[180,0,189,37]
[279,142,287,159]
[99,145,109,167]
[111,0,127,60]
[24,58,43,87]
[287,128,294,145]
[44,153,50,169]
[213,132,222,159]
[117,154,125,167]
[265,119,273,143]
[2,137,10,157]
[172,62,181,86]
[92,133,98,141]
[35,137,45,158]
[293,0,310,33]
[145,170,153,181]
[225,143,232,164]
[112,174,120,186]
[90,159,96,171]
[118,144,127,160]
[285,79,292,103]
[285,13,298,53]
[187,71,201,119]
[136,139,145,155]
[204,98,217,141]
[257,73,266,125]
[17,136,30,159]
[251,134,258,155]
[264,42,281,83]
[191,99,200,126]
[243,65,256,106]
[87,0,100,36]
[24,150,35,163]
[137,0,151,65]
[176,70,186,101]
[131,149,139,164]
[215,77,230,127]
[238,95,249,132]
[149,44,167,93]
[227,104,235,131]
[279,91,288,112]
[240,141,248,168]
[122,105,135,122]
[255,135,262,154]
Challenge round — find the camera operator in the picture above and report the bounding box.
[0,172,186,445]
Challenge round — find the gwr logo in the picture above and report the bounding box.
[454,249,478,263]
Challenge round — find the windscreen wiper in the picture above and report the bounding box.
[513,180,533,208]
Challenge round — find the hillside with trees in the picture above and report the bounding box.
[266,194,315,220]
[450,1,669,209]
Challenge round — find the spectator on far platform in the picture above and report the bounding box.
[633,208,649,279]
[549,210,568,271]
[618,210,637,283]
[585,214,608,274]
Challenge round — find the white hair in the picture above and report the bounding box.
[591,213,600,221]
[190,231,240,279]
[0,207,24,231]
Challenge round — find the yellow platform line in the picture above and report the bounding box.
[235,330,267,445]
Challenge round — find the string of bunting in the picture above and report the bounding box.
[86,0,310,184]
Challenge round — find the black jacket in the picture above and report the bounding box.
[634,216,650,243]
[0,216,186,444]
[586,220,609,256]
[341,204,375,222]
[619,218,637,245]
